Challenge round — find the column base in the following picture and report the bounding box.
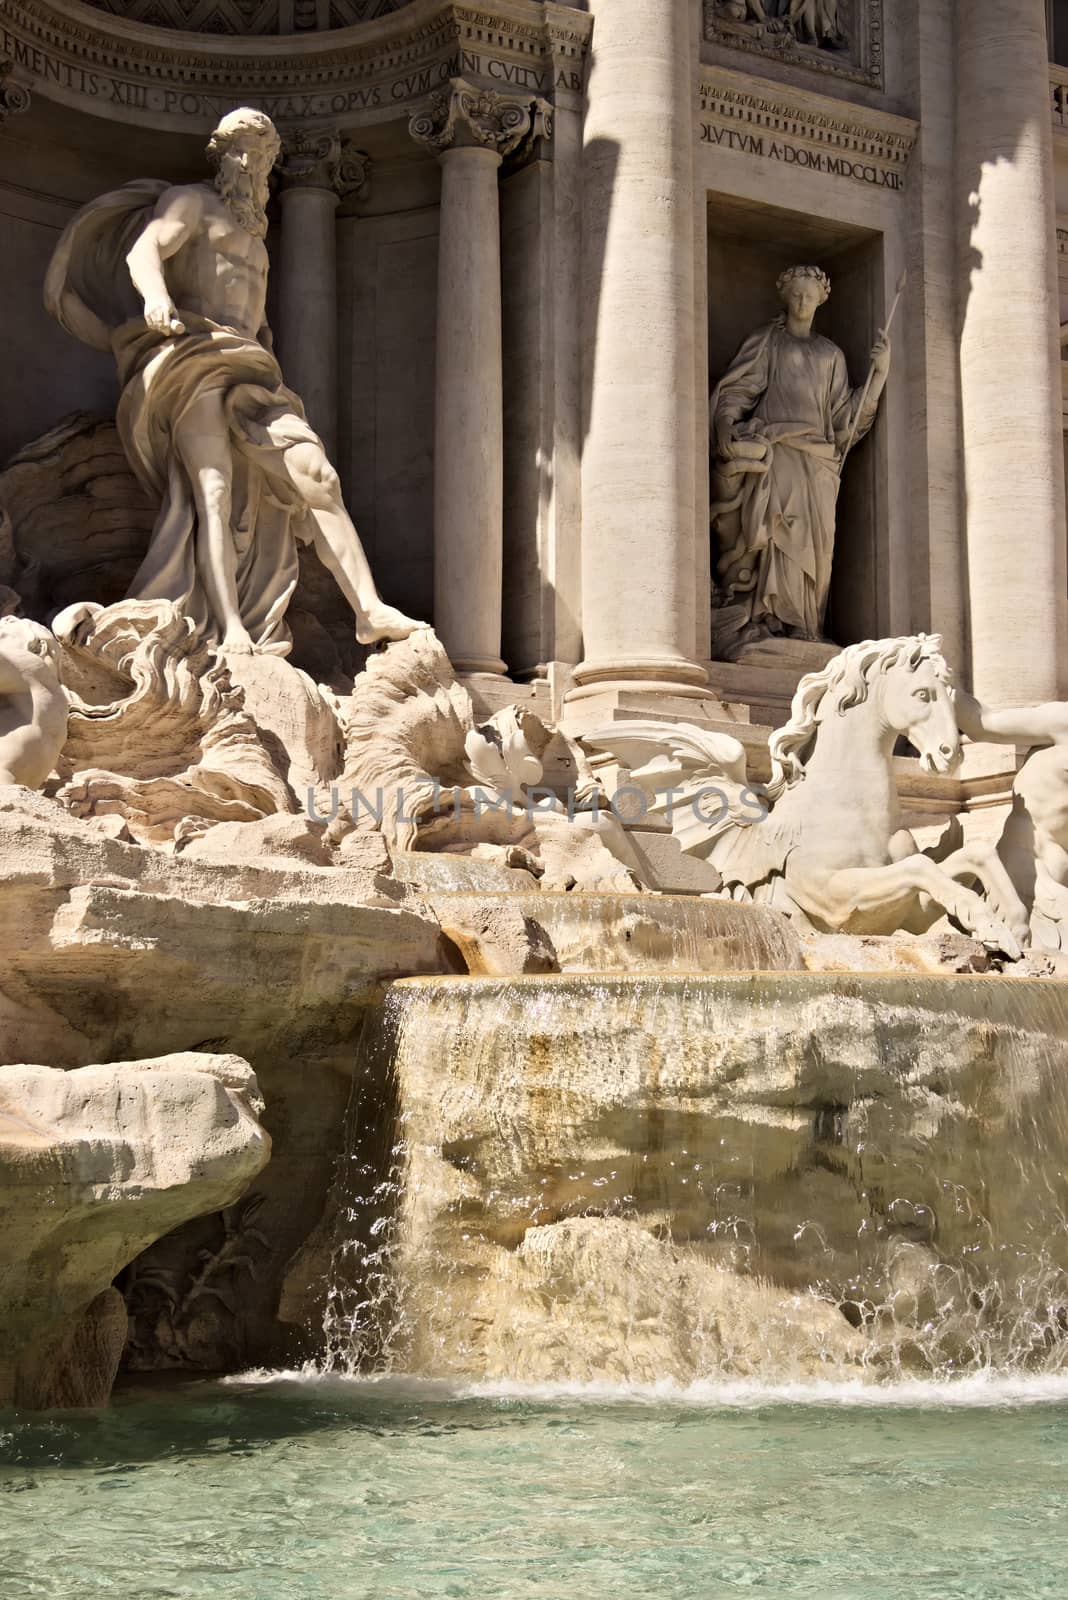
[560,678,744,737]
[569,656,709,692]
[450,656,508,677]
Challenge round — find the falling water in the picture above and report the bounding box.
[429,890,805,974]
[322,971,1068,1386]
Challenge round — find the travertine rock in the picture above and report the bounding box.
[183,812,332,867]
[0,785,451,1372]
[0,1050,270,1408]
[0,412,156,618]
[530,808,642,892]
[435,900,559,976]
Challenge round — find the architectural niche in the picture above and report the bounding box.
[704,0,884,90]
[70,0,412,37]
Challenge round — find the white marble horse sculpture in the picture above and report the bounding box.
[581,635,1029,957]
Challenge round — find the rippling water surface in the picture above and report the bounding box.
[4,1374,1068,1599]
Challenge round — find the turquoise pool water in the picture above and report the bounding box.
[3,1374,1068,1599]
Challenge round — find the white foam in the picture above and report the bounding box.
[221,1367,1068,1410]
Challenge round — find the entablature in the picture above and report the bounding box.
[0,0,589,133]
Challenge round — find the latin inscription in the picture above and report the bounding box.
[700,120,903,192]
[0,32,582,123]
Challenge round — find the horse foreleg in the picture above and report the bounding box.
[935,844,1031,949]
[787,854,1023,958]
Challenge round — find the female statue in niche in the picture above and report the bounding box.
[709,264,890,657]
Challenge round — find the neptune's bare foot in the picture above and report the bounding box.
[219,626,255,656]
[356,604,424,645]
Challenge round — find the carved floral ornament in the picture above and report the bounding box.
[408,77,552,158]
[0,60,32,123]
[278,126,371,197]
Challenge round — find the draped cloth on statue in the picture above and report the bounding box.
[45,181,321,655]
[710,318,878,641]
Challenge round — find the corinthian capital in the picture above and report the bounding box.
[279,128,371,199]
[0,62,31,126]
[409,77,551,158]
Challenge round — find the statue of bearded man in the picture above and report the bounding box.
[44,108,420,657]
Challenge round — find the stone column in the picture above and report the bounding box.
[277,130,369,462]
[958,0,1068,703]
[411,81,540,677]
[569,0,707,702]
[500,75,581,682]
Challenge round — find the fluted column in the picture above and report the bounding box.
[277,130,369,462]
[958,0,1067,702]
[411,80,543,676]
[569,0,706,699]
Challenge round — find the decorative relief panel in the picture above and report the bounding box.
[704,0,884,91]
[64,0,412,36]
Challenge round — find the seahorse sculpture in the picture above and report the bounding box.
[581,635,1029,958]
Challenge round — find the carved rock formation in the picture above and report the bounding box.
[0,785,454,1373]
[52,598,291,843]
[0,1050,270,1408]
[0,412,156,619]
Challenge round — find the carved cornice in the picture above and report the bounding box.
[0,61,32,123]
[279,126,371,196]
[0,0,590,131]
[698,65,915,192]
[409,75,549,156]
[704,0,883,91]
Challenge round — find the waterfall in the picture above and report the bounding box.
[322,969,1068,1385]
[428,891,805,974]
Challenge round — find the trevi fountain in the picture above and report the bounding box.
[2,1,1068,1595]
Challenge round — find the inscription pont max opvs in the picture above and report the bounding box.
[0,32,581,121]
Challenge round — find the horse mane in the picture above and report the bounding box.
[765,634,951,802]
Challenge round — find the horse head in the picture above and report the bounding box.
[768,634,959,795]
[876,636,960,775]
